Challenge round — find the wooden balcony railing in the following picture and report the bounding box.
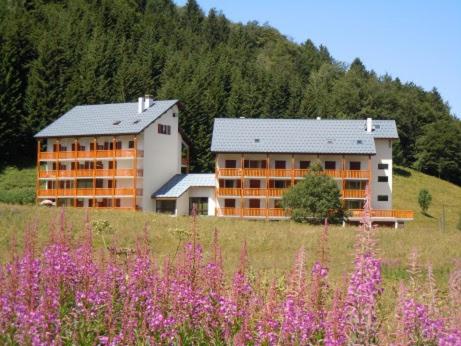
[267,169,292,177]
[217,168,370,179]
[216,208,289,218]
[342,189,366,199]
[349,209,414,219]
[38,149,139,161]
[217,188,241,197]
[38,169,137,179]
[242,208,267,217]
[242,168,266,177]
[37,188,137,197]
[242,188,267,196]
[266,188,288,197]
[218,207,240,216]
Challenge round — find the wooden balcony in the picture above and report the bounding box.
[342,189,366,199]
[266,188,288,197]
[349,209,414,219]
[37,188,137,198]
[38,169,137,179]
[217,188,241,197]
[242,188,267,197]
[217,168,370,179]
[38,149,139,161]
[216,188,288,197]
[216,208,289,218]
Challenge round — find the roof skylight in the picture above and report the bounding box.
[113,120,121,125]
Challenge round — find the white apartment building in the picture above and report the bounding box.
[35,97,413,225]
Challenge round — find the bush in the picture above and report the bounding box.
[418,188,432,214]
[0,167,36,205]
[282,163,344,223]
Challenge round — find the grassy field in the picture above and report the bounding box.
[0,166,460,290]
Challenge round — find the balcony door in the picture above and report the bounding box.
[249,199,260,209]
[275,160,286,169]
[249,180,261,188]
[349,161,361,170]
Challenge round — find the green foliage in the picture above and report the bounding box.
[0,0,459,185]
[457,214,461,232]
[414,120,461,185]
[0,167,36,205]
[282,169,344,223]
[418,189,432,214]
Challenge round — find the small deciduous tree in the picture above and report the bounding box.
[282,163,344,223]
[418,189,432,215]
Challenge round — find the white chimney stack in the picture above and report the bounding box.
[316,116,321,120]
[138,97,144,114]
[366,117,373,132]
[144,95,154,110]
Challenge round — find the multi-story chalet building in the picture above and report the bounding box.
[35,97,413,226]
[35,96,191,211]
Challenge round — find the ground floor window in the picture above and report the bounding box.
[346,200,365,209]
[156,200,176,214]
[224,199,236,208]
[189,197,208,215]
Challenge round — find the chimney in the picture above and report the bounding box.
[137,97,144,114]
[366,117,373,132]
[144,95,154,110]
[316,116,321,120]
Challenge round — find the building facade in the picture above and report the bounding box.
[35,98,413,224]
[35,97,189,211]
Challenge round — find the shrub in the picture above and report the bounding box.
[282,163,344,223]
[418,188,432,214]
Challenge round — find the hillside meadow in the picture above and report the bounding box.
[0,165,460,281]
[0,166,460,343]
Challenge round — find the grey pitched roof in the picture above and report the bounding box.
[34,100,178,138]
[152,174,215,198]
[211,118,398,154]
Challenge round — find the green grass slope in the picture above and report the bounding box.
[0,166,35,205]
[393,165,461,231]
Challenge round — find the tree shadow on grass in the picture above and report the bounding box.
[422,212,435,219]
[394,167,412,177]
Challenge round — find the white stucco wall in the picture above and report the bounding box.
[141,105,181,211]
[371,139,393,209]
[175,193,189,216]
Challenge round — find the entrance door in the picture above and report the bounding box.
[189,197,208,215]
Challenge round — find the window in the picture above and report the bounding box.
[325,161,336,170]
[156,200,176,214]
[113,120,121,125]
[224,180,236,188]
[346,200,365,209]
[274,180,289,188]
[158,124,171,135]
[249,199,260,208]
[224,199,236,208]
[299,161,310,169]
[377,195,388,202]
[225,160,237,168]
[349,161,361,170]
[115,141,122,150]
[356,140,363,144]
[189,197,208,215]
[249,180,261,188]
[346,180,365,190]
[133,119,141,124]
[244,160,265,168]
[275,160,286,169]
[128,140,135,149]
[378,176,388,182]
[378,163,388,169]
[95,179,104,188]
